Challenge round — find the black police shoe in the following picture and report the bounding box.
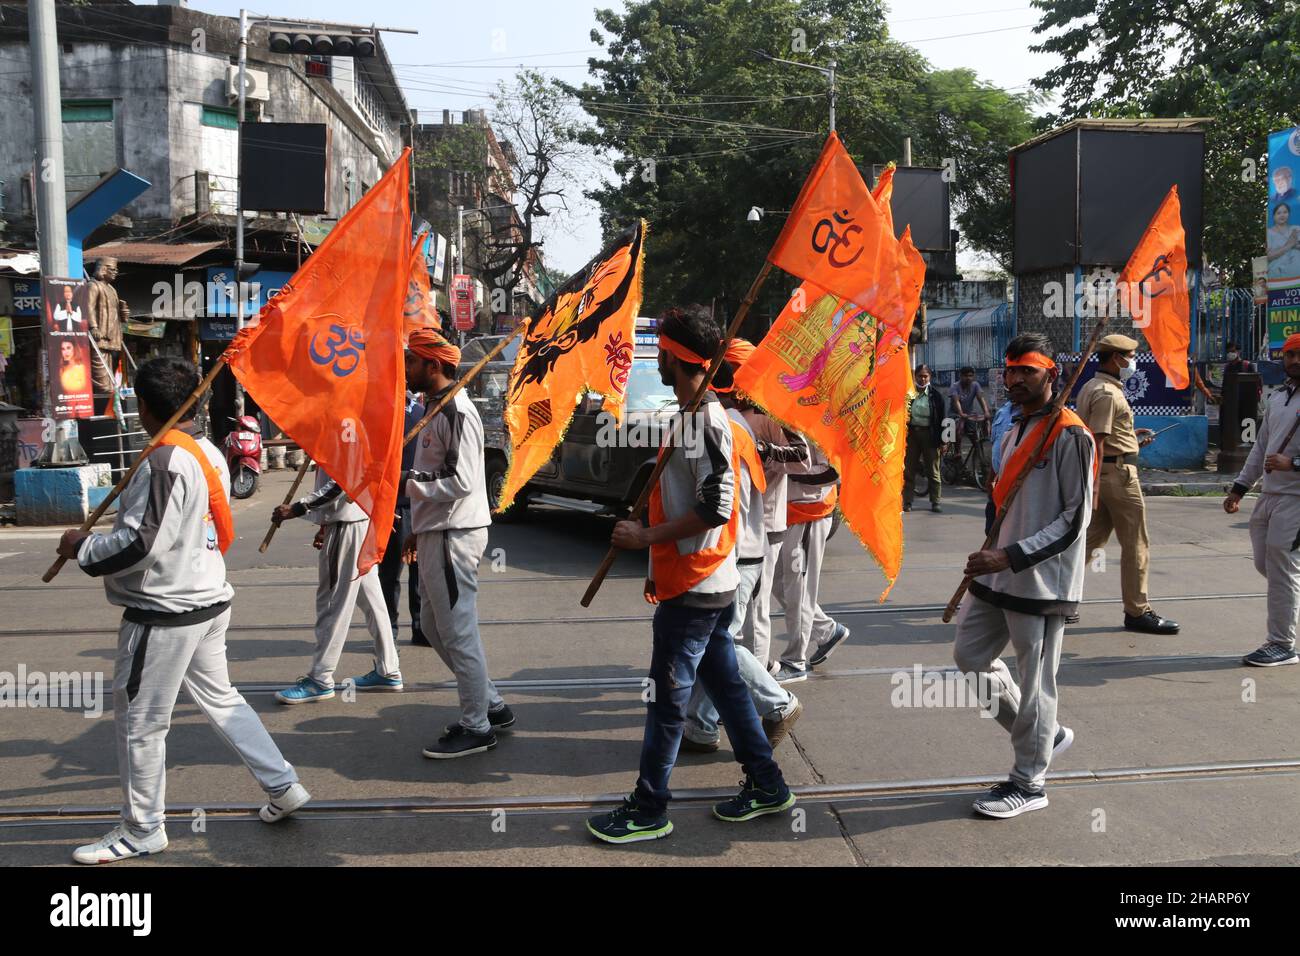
[1123,610,1180,634]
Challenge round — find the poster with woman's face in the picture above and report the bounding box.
[41,276,94,418]
[1268,127,1300,287]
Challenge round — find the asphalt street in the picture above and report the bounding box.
[1,469,1296,867]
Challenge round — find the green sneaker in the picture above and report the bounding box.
[587,795,673,844]
[712,777,796,822]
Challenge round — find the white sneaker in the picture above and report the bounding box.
[1052,725,1074,758]
[73,824,167,864]
[260,782,311,823]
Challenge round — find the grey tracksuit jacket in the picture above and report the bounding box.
[297,467,368,524]
[407,385,491,532]
[970,406,1095,616]
[1233,383,1300,497]
[78,429,234,621]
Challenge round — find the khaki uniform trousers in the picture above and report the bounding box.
[1085,462,1149,617]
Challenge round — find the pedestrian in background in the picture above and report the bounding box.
[379,389,428,647]
[903,363,946,513]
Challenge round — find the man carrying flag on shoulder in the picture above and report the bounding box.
[58,358,309,864]
[587,306,794,844]
[1223,332,1300,667]
[403,328,515,758]
[952,333,1093,819]
[681,338,803,755]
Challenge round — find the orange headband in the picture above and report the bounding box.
[408,328,461,367]
[1285,334,1300,353]
[1005,352,1056,370]
[711,339,755,392]
[659,334,711,369]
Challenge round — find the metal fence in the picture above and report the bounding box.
[1196,287,1263,361]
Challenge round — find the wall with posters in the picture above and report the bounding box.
[42,277,94,419]
[1268,126,1300,355]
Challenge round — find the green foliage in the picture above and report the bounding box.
[1031,0,1300,285]
[578,0,1036,319]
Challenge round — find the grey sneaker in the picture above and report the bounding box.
[1243,643,1300,667]
[773,664,808,684]
[972,780,1048,819]
[809,624,850,667]
[1052,725,1074,758]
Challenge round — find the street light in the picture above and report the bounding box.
[752,49,837,132]
[747,207,790,222]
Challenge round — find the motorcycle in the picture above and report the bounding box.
[223,415,262,499]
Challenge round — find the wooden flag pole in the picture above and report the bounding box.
[580,261,774,607]
[43,357,229,583]
[258,456,312,553]
[941,317,1108,623]
[257,322,529,552]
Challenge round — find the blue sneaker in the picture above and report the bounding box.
[352,669,404,692]
[587,795,673,844]
[275,676,335,705]
[712,776,796,822]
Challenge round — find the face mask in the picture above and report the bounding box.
[1227,352,1240,361]
[1118,364,1135,382]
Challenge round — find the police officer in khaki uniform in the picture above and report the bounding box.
[1076,334,1179,634]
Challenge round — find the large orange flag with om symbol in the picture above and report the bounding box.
[736,137,925,598]
[497,220,646,512]
[1119,185,1190,390]
[225,149,410,576]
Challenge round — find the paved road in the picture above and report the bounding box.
[1,470,1297,866]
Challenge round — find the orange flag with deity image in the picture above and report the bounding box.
[496,220,646,512]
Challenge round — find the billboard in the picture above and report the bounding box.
[1267,126,1300,292]
[451,274,475,330]
[239,123,330,213]
[41,277,94,419]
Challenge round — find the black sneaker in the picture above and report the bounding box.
[1123,610,1179,634]
[422,724,497,759]
[411,632,432,648]
[488,704,516,730]
[809,623,850,667]
[972,780,1048,819]
[902,503,912,513]
[931,503,942,513]
[713,776,796,822]
[680,736,720,754]
[1243,642,1300,667]
[587,795,673,844]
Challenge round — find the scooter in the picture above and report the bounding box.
[224,415,262,499]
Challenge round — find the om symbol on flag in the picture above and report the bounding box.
[309,322,366,377]
[1138,254,1174,299]
[811,209,864,269]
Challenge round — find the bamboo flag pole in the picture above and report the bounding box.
[941,317,1108,623]
[43,357,229,583]
[580,261,774,608]
[257,321,529,551]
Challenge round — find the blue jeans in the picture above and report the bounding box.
[634,600,785,814]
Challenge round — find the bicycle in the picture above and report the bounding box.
[941,417,991,492]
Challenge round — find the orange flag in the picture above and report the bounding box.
[872,162,895,234]
[769,132,906,334]
[404,231,442,342]
[1120,185,1190,389]
[225,149,411,576]
[497,220,646,512]
[735,283,913,600]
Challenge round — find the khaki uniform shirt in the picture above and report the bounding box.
[1077,371,1139,456]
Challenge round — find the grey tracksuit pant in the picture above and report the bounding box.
[115,609,297,835]
[684,559,797,744]
[1249,493,1300,650]
[953,593,1065,792]
[775,515,839,669]
[310,520,400,687]
[743,536,782,668]
[416,527,503,735]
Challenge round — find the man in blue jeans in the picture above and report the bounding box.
[586,305,794,844]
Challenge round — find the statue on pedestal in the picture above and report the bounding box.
[86,257,126,415]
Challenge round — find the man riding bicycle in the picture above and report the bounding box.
[949,367,991,460]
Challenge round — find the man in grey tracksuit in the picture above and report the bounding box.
[272,467,402,702]
[953,332,1093,819]
[404,330,513,758]
[58,357,307,865]
[1224,337,1300,667]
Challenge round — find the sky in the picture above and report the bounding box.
[199,0,1063,274]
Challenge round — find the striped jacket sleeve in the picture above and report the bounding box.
[77,454,186,578]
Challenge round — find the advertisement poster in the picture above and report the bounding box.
[1268,126,1300,293]
[451,274,475,330]
[41,276,94,419]
[1269,286,1300,358]
[0,315,13,357]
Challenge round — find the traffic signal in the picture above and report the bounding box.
[268,32,375,57]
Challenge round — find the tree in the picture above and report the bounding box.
[577,0,1037,318]
[417,70,591,303]
[1030,0,1300,285]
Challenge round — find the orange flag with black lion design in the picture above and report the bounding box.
[496,220,646,512]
